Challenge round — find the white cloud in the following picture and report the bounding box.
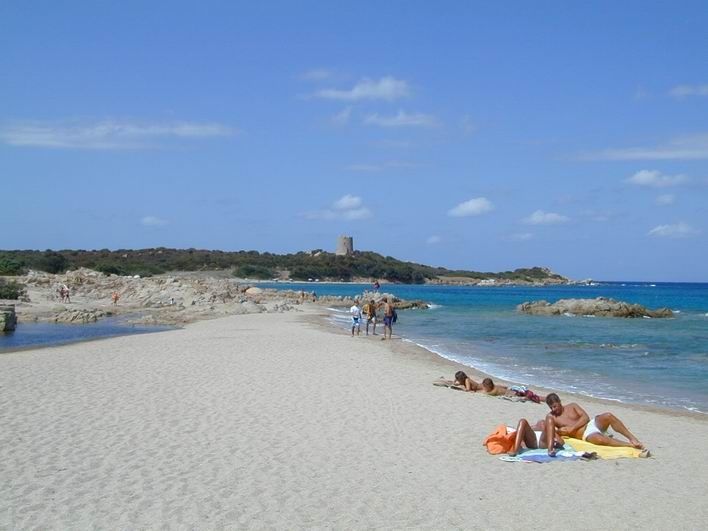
[627,169,687,188]
[305,195,373,221]
[522,210,570,225]
[448,197,494,217]
[670,84,708,98]
[426,235,441,245]
[584,134,708,160]
[510,232,534,241]
[141,216,168,227]
[648,222,700,238]
[656,194,676,206]
[0,120,234,149]
[364,110,440,128]
[333,194,362,210]
[331,106,352,125]
[315,76,409,101]
[301,68,332,81]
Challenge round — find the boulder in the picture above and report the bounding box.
[517,297,673,318]
[0,305,17,332]
[54,309,107,324]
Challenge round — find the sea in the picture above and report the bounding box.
[0,316,173,352]
[261,281,708,414]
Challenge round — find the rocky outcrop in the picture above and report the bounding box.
[517,297,673,318]
[54,309,108,324]
[14,269,431,325]
[0,305,17,331]
[318,291,430,310]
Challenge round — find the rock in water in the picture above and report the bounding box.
[517,297,673,318]
[0,305,17,331]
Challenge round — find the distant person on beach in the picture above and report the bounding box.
[111,291,120,305]
[363,299,378,335]
[350,299,362,336]
[544,393,645,456]
[453,371,483,392]
[373,279,380,291]
[380,297,394,340]
[63,286,71,303]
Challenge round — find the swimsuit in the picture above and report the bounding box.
[582,416,607,441]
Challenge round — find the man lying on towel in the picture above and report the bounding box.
[544,393,645,456]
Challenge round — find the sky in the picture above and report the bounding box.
[1,1,707,282]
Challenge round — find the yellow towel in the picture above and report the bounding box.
[564,437,643,459]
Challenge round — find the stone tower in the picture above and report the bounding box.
[335,235,354,256]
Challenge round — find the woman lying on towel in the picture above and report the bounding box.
[453,371,484,392]
[508,418,565,457]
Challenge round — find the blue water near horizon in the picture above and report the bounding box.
[261,281,708,414]
[0,316,174,353]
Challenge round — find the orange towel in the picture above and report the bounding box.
[483,424,516,454]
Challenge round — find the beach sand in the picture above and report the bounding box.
[1,309,706,529]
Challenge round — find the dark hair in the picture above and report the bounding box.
[454,371,467,384]
[482,378,494,390]
[545,393,561,406]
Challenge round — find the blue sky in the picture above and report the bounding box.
[1,1,707,281]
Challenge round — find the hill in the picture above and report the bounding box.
[0,248,570,285]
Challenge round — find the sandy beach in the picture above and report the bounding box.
[1,308,707,529]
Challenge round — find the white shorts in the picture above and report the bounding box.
[582,416,606,441]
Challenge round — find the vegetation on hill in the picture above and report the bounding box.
[0,278,26,300]
[0,249,568,284]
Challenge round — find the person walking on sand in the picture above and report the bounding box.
[363,299,378,336]
[543,393,646,456]
[111,291,120,305]
[380,297,394,340]
[350,299,362,336]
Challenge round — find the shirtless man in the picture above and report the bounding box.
[380,297,394,340]
[481,378,508,396]
[363,299,377,336]
[544,393,644,456]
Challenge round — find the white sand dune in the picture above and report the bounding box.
[1,310,706,529]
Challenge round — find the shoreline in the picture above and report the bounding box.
[313,308,708,422]
[6,304,706,419]
[2,308,707,528]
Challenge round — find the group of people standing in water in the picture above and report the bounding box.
[350,298,396,340]
[453,371,647,457]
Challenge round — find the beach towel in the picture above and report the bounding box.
[499,447,588,463]
[483,425,516,454]
[432,380,465,391]
[564,438,647,459]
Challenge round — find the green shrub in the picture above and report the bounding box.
[0,279,25,299]
[0,257,23,275]
[95,263,125,276]
[234,264,275,279]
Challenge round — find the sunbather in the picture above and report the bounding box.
[481,378,545,403]
[508,418,565,456]
[453,371,483,392]
[544,393,645,456]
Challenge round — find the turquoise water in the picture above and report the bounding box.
[262,281,708,413]
[0,317,173,352]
